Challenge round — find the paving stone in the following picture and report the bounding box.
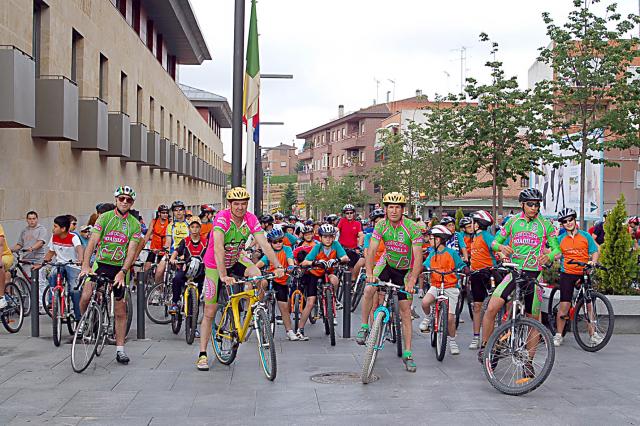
[58,391,138,417]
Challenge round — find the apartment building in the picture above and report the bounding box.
[0,0,228,238]
[262,143,298,177]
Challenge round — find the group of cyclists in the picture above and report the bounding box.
[0,183,631,387]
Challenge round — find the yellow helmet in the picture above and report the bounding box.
[226,187,250,201]
[188,216,202,226]
[382,192,406,205]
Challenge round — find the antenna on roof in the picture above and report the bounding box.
[374,77,380,104]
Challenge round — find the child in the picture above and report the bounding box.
[293,226,316,263]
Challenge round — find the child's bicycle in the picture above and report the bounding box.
[424,269,458,362]
[45,260,80,346]
[289,265,311,332]
[212,274,277,381]
[0,281,24,333]
[169,259,201,345]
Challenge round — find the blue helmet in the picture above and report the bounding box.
[266,228,285,242]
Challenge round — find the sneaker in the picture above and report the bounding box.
[402,355,417,373]
[590,332,604,345]
[411,307,420,320]
[194,329,200,338]
[75,323,85,338]
[553,334,564,347]
[333,317,338,326]
[286,329,299,341]
[116,351,130,365]
[419,316,431,332]
[468,336,480,350]
[296,329,309,341]
[196,355,209,371]
[336,301,343,311]
[168,303,179,314]
[449,338,460,355]
[355,326,369,345]
[276,315,283,325]
[0,296,7,310]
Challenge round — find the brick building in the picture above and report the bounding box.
[262,143,298,176]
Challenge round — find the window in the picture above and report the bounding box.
[176,119,181,145]
[160,106,165,138]
[116,0,126,16]
[342,128,346,138]
[132,0,140,34]
[32,1,45,77]
[520,177,530,188]
[120,72,127,113]
[146,20,154,51]
[156,33,163,62]
[71,29,83,83]
[99,54,108,100]
[136,85,143,123]
[280,161,287,167]
[360,121,365,134]
[149,97,155,131]
[169,113,173,141]
[374,183,381,193]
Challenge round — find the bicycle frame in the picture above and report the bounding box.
[216,287,261,344]
[182,281,199,317]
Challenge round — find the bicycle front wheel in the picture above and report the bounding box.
[256,308,277,381]
[326,290,336,346]
[52,288,62,347]
[12,277,31,317]
[145,283,172,324]
[435,300,448,362]
[71,304,101,373]
[1,283,24,333]
[351,274,365,312]
[42,286,52,318]
[125,287,133,336]
[392,296,403,357]
[547,287,568,336]
[482,317,555,396]
[361,310,385,384]
[573,291,614,352]
[185,287,198,345]
[212,306,238,365]
[292,292,301,332]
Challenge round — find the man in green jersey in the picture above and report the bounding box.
[479,188,561,355]
[80,186,142,365]
[357,192,423,373]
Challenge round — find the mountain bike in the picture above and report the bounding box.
[168,259,201,345]
[455,271,473,329]
[547,260,614,352]
[313,260,346,346]
[361,280,409,384]
[350,268,367,313]
[45,260,80,346]
[145,253,175,324]
[424,269,458,362]
[0,281,24,333]
[212,274,277,381]
[8,250,34,316]
[480,262,555,396]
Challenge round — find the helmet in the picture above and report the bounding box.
[274,212,284,220]
[158,204,169,213]
[603,209,611,218]
[114,185,136,200]
[519,188,543,203]
[288,215,297,221]
[96,203,115,214]
[282,222,295,230]
[459,217,472,227]
[185,210,193,217]
[302,225,314,234]
[342,204,355,213]
[171,200,185,210]
[272,224,283,232]
[266,228,285,242]
[382,192,406,205]
[470,210,494,227]
[629,216,640,225]
[429,225,453,242]
[440,217,455,226]
[200,204,215,213]
[318,224,337,236]
[188,216,202,226]
[557,208,577,222]
[185,257,203,280]
[260,214,274,224]
[369,208,385,221]
[226,187,250,201]
[326,214,338,224]
[304,219,314,226]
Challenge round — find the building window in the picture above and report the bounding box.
[156,33,163,62]
[71,29,83,84]
[149,97,155,131]
[160,106,165,137]
[374,183,381,193]
[32,1,45,78]
[99,54,108,101]
[169,113,173,141]
[520,177,530,188]
[146,20,154,51]
[136,85,143,123]
[132,0,140,34]
[375,148,384,162]
[280,161,287,167]
[342,128,346,138]
[120,72,127,113]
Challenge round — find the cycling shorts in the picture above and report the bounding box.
[492,270,542,317]
[426,286,459,315]
[203,257,253,305]
[146,251,158,264]
[559,272,582,303]
[300,273,319,298]
[373,264,412,301]
[274,281,290,303]
[1,254,13,270]
[345,249,360,268]
[94,263,126,300]
[470,268,503,303]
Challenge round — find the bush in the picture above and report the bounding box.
[454,208,464,231]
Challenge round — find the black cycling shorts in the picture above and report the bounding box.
[377,265,411,301]
[95,263,125,300]
[345,249,360,268]
[493,270,541,316]
[470,268,504,303]
[274,283,289,302]
[145,251,158,264]
[300,273,318,298]
[559,272,582,303]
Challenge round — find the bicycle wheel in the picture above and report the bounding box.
[392,295,403,357]
[293,292,301,332]
[52,288,62,347]
[66,305,77,337]
[547,287,568,336]
[1,283,24,333]
[267,295,276,336]
[71,304,101,373]
[12,276,31,317]
[145,282,172,324]
[42,286,52,318]
[255,308,277,381]
[125,287,133,336]
[482,317,555,396]
[435,300,448,362]
[310,299,318,324]
[94,304,109,357]
[430,313,437,348]
[326,290,336,346]
[185,287,198,345]
[361,310,385,384]
[212,306,238,365]
[350,273,366,312]
[572,291,614,352]
[455,291,464,329]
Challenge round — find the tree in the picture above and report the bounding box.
[454,208,464,231]
[301,175,368,218]
[597,194,639,294]
[279,183,297,215]
[537,0,640,224]
[294,160,304,173]
[460,34,554,220]
[303,182,323,219]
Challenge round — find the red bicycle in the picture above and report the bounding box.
[44,260,80,346]
[424,269,458,362]
[312,260,347,346]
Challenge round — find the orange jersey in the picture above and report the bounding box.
[149,218,169,250]
[260,246,293,285]
[470,230,496,271]
[558,230,597,275]
[423,247,466,289]
[200,222,213,242]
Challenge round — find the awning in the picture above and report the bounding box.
[416,198,521,209]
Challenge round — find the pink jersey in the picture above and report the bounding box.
[203,209,263,269]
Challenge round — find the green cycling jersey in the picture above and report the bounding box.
[371,217,422,270]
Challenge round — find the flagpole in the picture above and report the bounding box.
[246,118,256,212]
[231,0,245,187]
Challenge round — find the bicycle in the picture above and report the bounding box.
[145,252,176,324]
[0,281,24,333]
[168,259,202,344]
[211,274,277,381]
[480,262,555,396]
[361,280,409,384]
[312,260,345,346]
[45,260,80,346]
[454,271,473,329]
[350,268,367,313]
[8,250,34,316]
[289,266,310,332]
[424,269,459,362]
[547,260,614,352]
[477,267,507,329]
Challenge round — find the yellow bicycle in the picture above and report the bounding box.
[211,274,277,381]
[169,259,201,345]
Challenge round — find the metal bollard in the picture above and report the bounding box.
[136,269,146,339]
[31,266,39,337]
[342,270,352,338]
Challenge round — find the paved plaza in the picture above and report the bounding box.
[1,304,640,425]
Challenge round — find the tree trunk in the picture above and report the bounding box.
[579,130,588,229]
[498,187,504,216]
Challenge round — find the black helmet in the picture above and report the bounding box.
[326,214,339,224]
[440,217,455,226]
[557,208,577,222]
[288,215,297,221]
[260,214,274,224]
[97,203,115,214]
[171,200,185,210]
[519,188,543,203]
[158,204,169,213]
[274,212,284,220]
[459,217,472,227]
[369,208,385,221]
[302,225,314,234]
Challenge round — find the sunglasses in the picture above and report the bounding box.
[272,239,284,244]
[71,222,77,225]
[559,217,575,224]
[174,207,184,211]
[525,202,541,208]
[345,212,354,215]
[117,196,134,204]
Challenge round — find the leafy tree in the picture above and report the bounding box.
[537,0,640,223]
[454,207,464,231]
[303,182,323,219]
[597,194,639,294]
[301,175,368,218]
[279,182,297,215]
[294,161,304,173]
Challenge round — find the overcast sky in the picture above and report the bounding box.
[179,0,639,161]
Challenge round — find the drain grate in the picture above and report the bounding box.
[310,372,378,384]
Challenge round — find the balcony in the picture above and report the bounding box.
[101,112,130,157]
[73,98,108,151]
[185,152,193,176]
[128,123,148,163]
[32,76,78,141]
[0,46,35,128]
[159,138,170,170]
[146,131,161,168]
[298,148,313,161]
[314,143,331,156]
[177,148,185,175]
[169,143,178,173]
[198,159,204,180]
[340,133,368,150]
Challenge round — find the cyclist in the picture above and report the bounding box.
[260,214,274,232]
[357,192,423,373]
[156,201,189,286]
[458,217,475,252]
[199,204,216,241]
[479,188,561,358]
[140,204,170,273]
[441,216,468,262]
[291,226,318,340]
[274,212,285,225]
[338,204,365,308]
[554,207,599,347]
[293,225,316,262]
[79,186,142,365]
[589,210,608,247]
[421,225,468,355]
[466,210,499,350]
[363,209,386,263]
[11,210,48,312]
[255,228,298,341]
[282,223,300,247]
[326,214,339,227]
[628,216,640,250]
[168,216,207,320]
[0,224,14,310]
[197,187,285,371]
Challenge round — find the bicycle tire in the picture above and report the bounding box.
[310,300,318,324]
[572,291,614,352]
[326,290,336,346]
[455,291,464,329]
[268,295,276,336]
[145,282,172,324]
[1,283,24,333]
[435,300,448,362]
[429,313,437,348]
[256,308,277,381]
[42,286,52,318]
[482,317,555,396]
[12,276,31,317]
[185,287,198,345]
[212,306,238,365]
[95,304,109,357]
[392,295,403,357]
[350,273,366,312]
[547,287,568,337]
[71,304,101,373]
[293,293,301,332]
[66,306,77,337]
[361,310,385,384]
[52,288,62,347]
[125,287,133,336]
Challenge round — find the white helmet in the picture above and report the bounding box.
[185,257,203,280]
[429,224,453,242]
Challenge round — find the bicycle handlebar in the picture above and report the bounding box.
[370,280,414,296]
[568,259,608,271]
